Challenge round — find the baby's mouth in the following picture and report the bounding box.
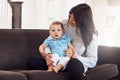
[55,35,58,37]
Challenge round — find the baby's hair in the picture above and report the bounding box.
[50,21,64,30]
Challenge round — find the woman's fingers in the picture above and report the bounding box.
[45,54,54,66]
[65,49,73,58]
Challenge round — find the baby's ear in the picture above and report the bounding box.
[49,30,51,34]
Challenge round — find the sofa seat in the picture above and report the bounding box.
[86,64,118,80]
[5,64,118,80]
[9,64,117,80]
[13,70,70,80]
[0,70,27,80]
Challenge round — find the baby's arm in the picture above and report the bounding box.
[39,44,48,58]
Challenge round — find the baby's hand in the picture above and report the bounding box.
[65,49,73,58]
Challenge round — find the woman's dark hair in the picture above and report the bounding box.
[69,3,96,47]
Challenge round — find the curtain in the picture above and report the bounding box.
[0,0,12,29]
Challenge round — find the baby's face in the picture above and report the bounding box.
[49,24,63,39]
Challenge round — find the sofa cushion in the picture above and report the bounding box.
[86,64,118,80]
[15,70,70,80]
[11,64,119,80]
[0,70,27,80]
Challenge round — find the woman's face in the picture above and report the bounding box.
[69,14,76,27]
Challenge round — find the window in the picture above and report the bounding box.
[0,0,12,29]
[93,0,120,47]
[1,0,120,47]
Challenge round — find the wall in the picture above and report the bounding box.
[1,0,120,47]
[92,0,120,47]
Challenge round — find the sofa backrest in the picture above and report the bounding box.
[0,29,120,71]
[97,46,120,70]
[0,29,49,70]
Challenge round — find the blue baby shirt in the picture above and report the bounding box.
[43,34,72,57]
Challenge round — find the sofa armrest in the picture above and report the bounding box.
[85,64,118,80]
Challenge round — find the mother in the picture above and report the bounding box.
[62,3,98,80]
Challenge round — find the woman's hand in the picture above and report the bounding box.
[45,53,54,66]
[65,48,78,58]
[72,52,78,58]
[71,48,78,58]
[65,49,73,58]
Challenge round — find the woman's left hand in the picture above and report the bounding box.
[65,49,73,58]
[72,53,77,58]
[71,48,78,58]
[45,54,54,66]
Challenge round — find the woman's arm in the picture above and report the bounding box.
[78,34,98,69]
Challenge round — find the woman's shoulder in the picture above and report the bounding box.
[62,34,72,41]
[63,34,72,38]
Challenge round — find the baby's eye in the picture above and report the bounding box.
[57,29,61,31]
[52,30,55,32]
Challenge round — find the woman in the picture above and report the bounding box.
[27,3,98,80]
[45,3,98,80]
[62,3,98,80]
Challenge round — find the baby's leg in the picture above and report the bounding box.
[47,66,53,71]
[58,57,70,70]
[52,54,60,66]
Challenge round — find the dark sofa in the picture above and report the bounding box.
[0,29,119,80]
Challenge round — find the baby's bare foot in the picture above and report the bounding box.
[47,68,53,72]
[52,67,59,73]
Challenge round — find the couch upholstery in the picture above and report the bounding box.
[0,29,119,80]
